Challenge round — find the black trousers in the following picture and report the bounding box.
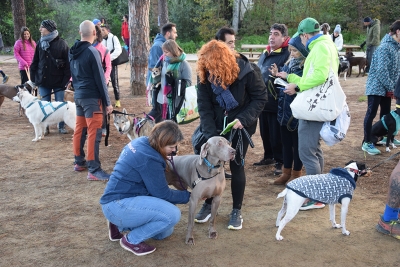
[258,111,283,162]
[110,65,120,101]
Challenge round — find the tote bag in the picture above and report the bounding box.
[176,85,199,124]
[290,46,346,122]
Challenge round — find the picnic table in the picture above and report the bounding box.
[241,44,267,58]
[342,44,361,54]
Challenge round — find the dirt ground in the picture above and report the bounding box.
[1,61,399,267]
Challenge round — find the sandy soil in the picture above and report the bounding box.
[0,61,399,267]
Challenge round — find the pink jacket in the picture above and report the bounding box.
[14,39,36,71]
[94,42,111,82]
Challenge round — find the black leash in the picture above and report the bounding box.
[168,156,188,190]
[228,128,254,166]
[111,110,136,116]
[105,114,110,146]
[368,150,400,171]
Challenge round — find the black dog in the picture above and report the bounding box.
[371,108,400,152]
[338,56,350,81]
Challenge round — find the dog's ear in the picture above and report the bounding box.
[344,160,356,167]
[199,141,210,163]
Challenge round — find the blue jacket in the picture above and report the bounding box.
[365,34,400,96]
[147,33,166,84]
[69,40,110,106]
[100,137,190,205]
[277,61,304,130]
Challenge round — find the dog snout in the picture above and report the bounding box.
[229,148,236,160]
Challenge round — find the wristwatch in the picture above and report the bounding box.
[295,86,300,92]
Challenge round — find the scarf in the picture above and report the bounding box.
[208,76,238,112]
[162,53,186,119]
[40,30,59,51]
[288,57,304,74]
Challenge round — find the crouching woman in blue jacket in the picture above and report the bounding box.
[100,120,190,256]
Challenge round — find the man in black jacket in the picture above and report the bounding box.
[30,20,71,134]
[256,23,290,175]
[70,20,113,181]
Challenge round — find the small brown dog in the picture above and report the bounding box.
[345,52,366,77]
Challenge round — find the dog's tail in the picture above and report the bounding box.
[277,188,288,199]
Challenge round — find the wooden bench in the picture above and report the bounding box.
[241,44,267,57]
[342,44,361,54]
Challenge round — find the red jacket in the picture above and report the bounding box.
[121,22,129,39]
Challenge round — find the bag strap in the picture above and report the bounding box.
[110,34,115,53]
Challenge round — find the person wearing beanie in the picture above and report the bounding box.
[360,16,381,73]
[282,17,339,210]
[93,19,101,26]
[269,32,308,185]
[331,24,343,51]
[363,20,400,156]
[30,19,71,134]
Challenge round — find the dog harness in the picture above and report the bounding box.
[381,110,400,135]
[286,168,356,204]
[26,98,67,122]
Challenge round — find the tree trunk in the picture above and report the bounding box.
[232,0,240,32]
[11,0,26,42]
[158,0,169,27]
[129,0,151,95]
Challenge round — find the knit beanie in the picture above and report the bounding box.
[41,20,57,32]
[363,17,372,23]
[334,24,341,34]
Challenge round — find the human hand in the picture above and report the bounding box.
[277,71,288,79]
[360,41,366,49]
[284,83,297,95]
[106,105,113,114]
[66,81,73,90]
[233,119,243,129]
[269,63,278,76]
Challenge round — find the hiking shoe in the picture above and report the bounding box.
[2,75,9,84]
[274,162,283,176]
[225,172,232,179]
[87,169,110,181]
[58,127,68,134]
[228,209,243,230]
[299,200,325,211]
[74,163,87,172]
[108,221,123,241]
[115,100,121,108]
[44,126,50,136]
[194,203,212,223]
[376,215,400,240]
[253,158,275,166]
[362,142,381,155]
[120,236,156,256]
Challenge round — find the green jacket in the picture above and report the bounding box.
[366,19,381,47]
[287,34,338,91]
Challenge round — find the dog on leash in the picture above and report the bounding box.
[338,56,350,81]
[14,87,76,141]
[165,136,236,245]
[0,84,18,110]
[275,161,369,241]
[113,108,155,140]
[370,108,400,152]
[345,52,366,77]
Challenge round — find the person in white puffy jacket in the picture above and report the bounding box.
[331,24,343,51]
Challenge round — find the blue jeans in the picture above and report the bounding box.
[101,196,181,244]
[39,86,65,129]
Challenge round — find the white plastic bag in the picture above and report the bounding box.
[320,102,350,146]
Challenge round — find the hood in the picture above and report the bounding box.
[370,19,380,28]
[153,33,166,43]
[381,33,400,50]
[237,53,254,80]
[69,40,92,60]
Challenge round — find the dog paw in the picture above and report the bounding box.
[386,147,391,152]
[209,231,218,239]
[342,230,350,236]
[332,223,341,229]
[276,235,284,241]
[185,237,195,245]
[392,144,397,149]
[32,138,39,142]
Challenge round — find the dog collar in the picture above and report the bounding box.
[192,168,220,188]
[26,97,39,109]
[202,158,221,173]
[346,167,364,176]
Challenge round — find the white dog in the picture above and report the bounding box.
[275,161,369,241]
[15,87,76,142]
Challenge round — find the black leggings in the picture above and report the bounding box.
[205,130,250,210]
[280,125,302,171]
[363,95,391,142]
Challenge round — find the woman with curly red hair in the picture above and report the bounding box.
[194,40,267,230]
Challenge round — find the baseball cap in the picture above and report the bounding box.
[93,19,101,25]
[297,17,320,35]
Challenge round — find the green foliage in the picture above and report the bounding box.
[358,95,367,102]
[168,0,201,42]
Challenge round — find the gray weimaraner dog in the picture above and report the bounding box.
[166,136,236,245]
[0,84,18,109]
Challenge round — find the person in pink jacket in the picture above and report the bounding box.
[94,25,111,82]
[14,26,36,85]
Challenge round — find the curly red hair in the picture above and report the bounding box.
[197,40,239,89]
